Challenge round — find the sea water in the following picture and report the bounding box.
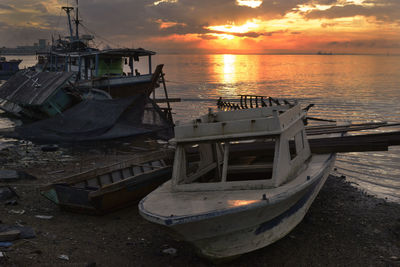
[1,54,399,202]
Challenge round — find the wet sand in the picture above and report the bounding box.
[0,141,399,266]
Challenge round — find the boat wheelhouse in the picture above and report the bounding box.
[38,48,158,98]
[139,102,336,259]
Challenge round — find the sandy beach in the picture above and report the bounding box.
[0,140,399,266]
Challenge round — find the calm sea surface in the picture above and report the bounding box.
[1,54,400,202]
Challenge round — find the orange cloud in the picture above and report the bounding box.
[155,19,186,29]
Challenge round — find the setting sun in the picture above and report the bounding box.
[207,20,261,34]
[236,0,263,8]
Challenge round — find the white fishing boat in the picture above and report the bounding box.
[139,102,336,259]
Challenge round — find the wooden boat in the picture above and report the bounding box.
[139,102,336,259]
[36,3,162,99]
[41,150,173,214]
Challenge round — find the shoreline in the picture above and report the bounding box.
[0,143,399,266]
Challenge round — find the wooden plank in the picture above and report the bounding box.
[306,122,392,135]
[88,166,171,198]
[186,131,400,157]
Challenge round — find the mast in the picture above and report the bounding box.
[62,6,74,40]
[74,0,80,41]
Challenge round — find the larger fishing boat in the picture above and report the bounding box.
[139,102,336,259]
[36,1,161,99]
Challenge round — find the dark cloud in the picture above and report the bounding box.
[305,1,400,24]
[0,0,399,53]
[199,34,219,40]
[320,22,338,28]
[310,0,339,5]
[33,3,49,13]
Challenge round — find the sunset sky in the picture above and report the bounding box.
[0,0,399,54]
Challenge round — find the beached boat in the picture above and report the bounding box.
[0,57,22,80]
[139,102,336,259]
[41,150,173,214]
[36,2,162,99]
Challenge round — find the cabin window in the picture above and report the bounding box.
[289,136,297,160]
[97,57,123,77]
[180,138,276,185]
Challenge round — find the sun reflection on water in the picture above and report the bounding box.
[222,54,237,84]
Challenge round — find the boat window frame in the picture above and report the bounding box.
[173,137,277,191]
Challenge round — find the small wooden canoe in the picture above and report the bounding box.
[41,149,173,214]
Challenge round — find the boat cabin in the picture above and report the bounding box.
[41,48,155,80]
[170,103,311,191]
[0,70,77,119]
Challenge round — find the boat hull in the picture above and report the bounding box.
[77,75,156,98]
[140,154,335,259]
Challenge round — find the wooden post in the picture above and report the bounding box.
[95,54,99,77]
[160,71,173,123]
[129,56,133,75]
[78,55,82,80]
[221,142,230,182]
[211,144,222,181]
[50,53,53,71]
[148,55,152,74]
[65,56,68,71]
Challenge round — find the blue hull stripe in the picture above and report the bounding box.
[255,171,324,235]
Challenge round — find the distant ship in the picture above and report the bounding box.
[0,57,22,80]
[317,51,333,55]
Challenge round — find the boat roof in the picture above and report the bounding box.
[172,104,305,143]
[49,48,156,58]
[0,70,75,105]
